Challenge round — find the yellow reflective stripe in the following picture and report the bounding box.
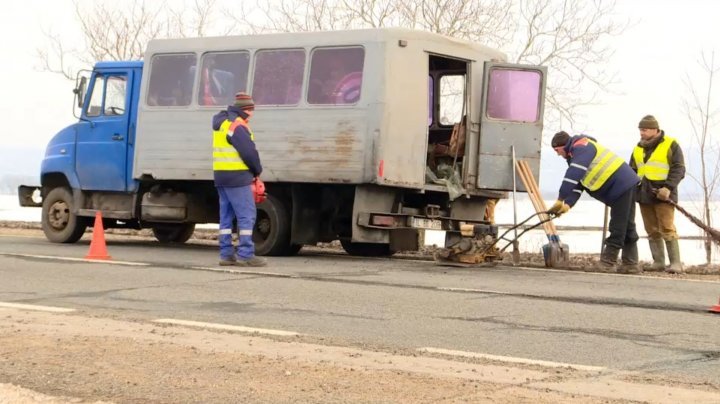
[646,161,670,169]
[633,136,674,181]
[213,147,236,153]
[214,152,242,159]
[581,140,623,191]
[214,157,245,162]
[584,148,611,186]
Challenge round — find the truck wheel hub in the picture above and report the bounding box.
[48,201,70,230]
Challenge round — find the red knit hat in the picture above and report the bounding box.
[234,92,255,110]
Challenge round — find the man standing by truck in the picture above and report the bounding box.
[630,115,685,274]
[212,92,266,267]
[547,131,641,273]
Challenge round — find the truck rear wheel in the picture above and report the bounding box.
[152,223,195,243]
[254,194,299,256]
[42,187,87,243]
[340,240,395,257]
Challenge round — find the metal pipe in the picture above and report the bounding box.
[511,146,518,241]
[601,206,609,253]
[511,146,520,265]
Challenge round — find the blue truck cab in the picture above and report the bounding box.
[17,61,199,243]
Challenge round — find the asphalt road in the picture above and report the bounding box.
[1,232,719,386]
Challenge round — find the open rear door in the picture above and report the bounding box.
[476,62,546,191]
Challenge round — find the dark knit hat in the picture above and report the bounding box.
[551,131,570,148]
[638,115,659,129]
[234,92,255,110]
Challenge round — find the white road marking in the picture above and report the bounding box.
[153,319,300,336]
[418,347,606,372]
[0,302,76,313]
[0,252,149,266]
[189,266,295,278]
[437,287,513,295]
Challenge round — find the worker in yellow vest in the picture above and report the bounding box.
[548,131,641,273]
[211,92,266,267]
[630,115,685,273]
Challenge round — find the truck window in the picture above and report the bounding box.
[439,75,464,125]
[105,76,127,116]
[198,51,250,106]
[307,47,364,105]
[86,75,105,117]
[486,69,541,122]
[146,53,197,107]
[252,49,305,106]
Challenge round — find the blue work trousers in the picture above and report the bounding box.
[217,185,256,260]
[605,186,639,249]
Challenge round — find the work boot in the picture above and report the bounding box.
[599,244,620,272]
[219,256,237,266]
[644,238,666,272]
[665,239,684,274]
[617,242,641,274]
[236,256,267,267]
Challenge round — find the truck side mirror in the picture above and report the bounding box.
[74,76,87,109]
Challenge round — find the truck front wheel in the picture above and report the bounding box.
[152,223,195,243]
[42,187,87,243]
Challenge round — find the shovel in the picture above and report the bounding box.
[516,160,569,267]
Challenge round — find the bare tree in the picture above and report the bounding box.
[682,50,720,264]
[512,0,624,126]
[235,0,624,128]
[37,0,225,80]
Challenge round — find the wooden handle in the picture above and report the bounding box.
[519,160,558,235]
[515,160,554,237]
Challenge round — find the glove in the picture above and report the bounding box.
[251,177,267,204]
[548,200,570,216]
[656,187,671,201]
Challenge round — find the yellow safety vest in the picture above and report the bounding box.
[212,118,255,171]
[580,139,625,191]
[632,136,675,181]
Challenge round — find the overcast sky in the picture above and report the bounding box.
[1,0,719,191]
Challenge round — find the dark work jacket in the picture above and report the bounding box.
[628,131,685,204]
[212,106,263,187]
[558,135,640,207]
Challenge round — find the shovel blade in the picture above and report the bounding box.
[542,241,569,268]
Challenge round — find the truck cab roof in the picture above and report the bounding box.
[95,60,143,69]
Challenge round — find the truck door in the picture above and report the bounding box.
[476,63,546,191]
[75,70,133,192]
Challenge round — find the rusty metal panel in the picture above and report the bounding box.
[134,108,371,182]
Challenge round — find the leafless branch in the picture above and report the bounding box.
[512,0,627,127]
[681,50,720,263]
[37,0,223,79]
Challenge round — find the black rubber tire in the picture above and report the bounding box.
[41,187,87,243]
[340,240,395,257]
[253,194,297,256]
[152,223,196,243]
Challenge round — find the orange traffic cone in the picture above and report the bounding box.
[709,297,720,314]
[85,211,111,260]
